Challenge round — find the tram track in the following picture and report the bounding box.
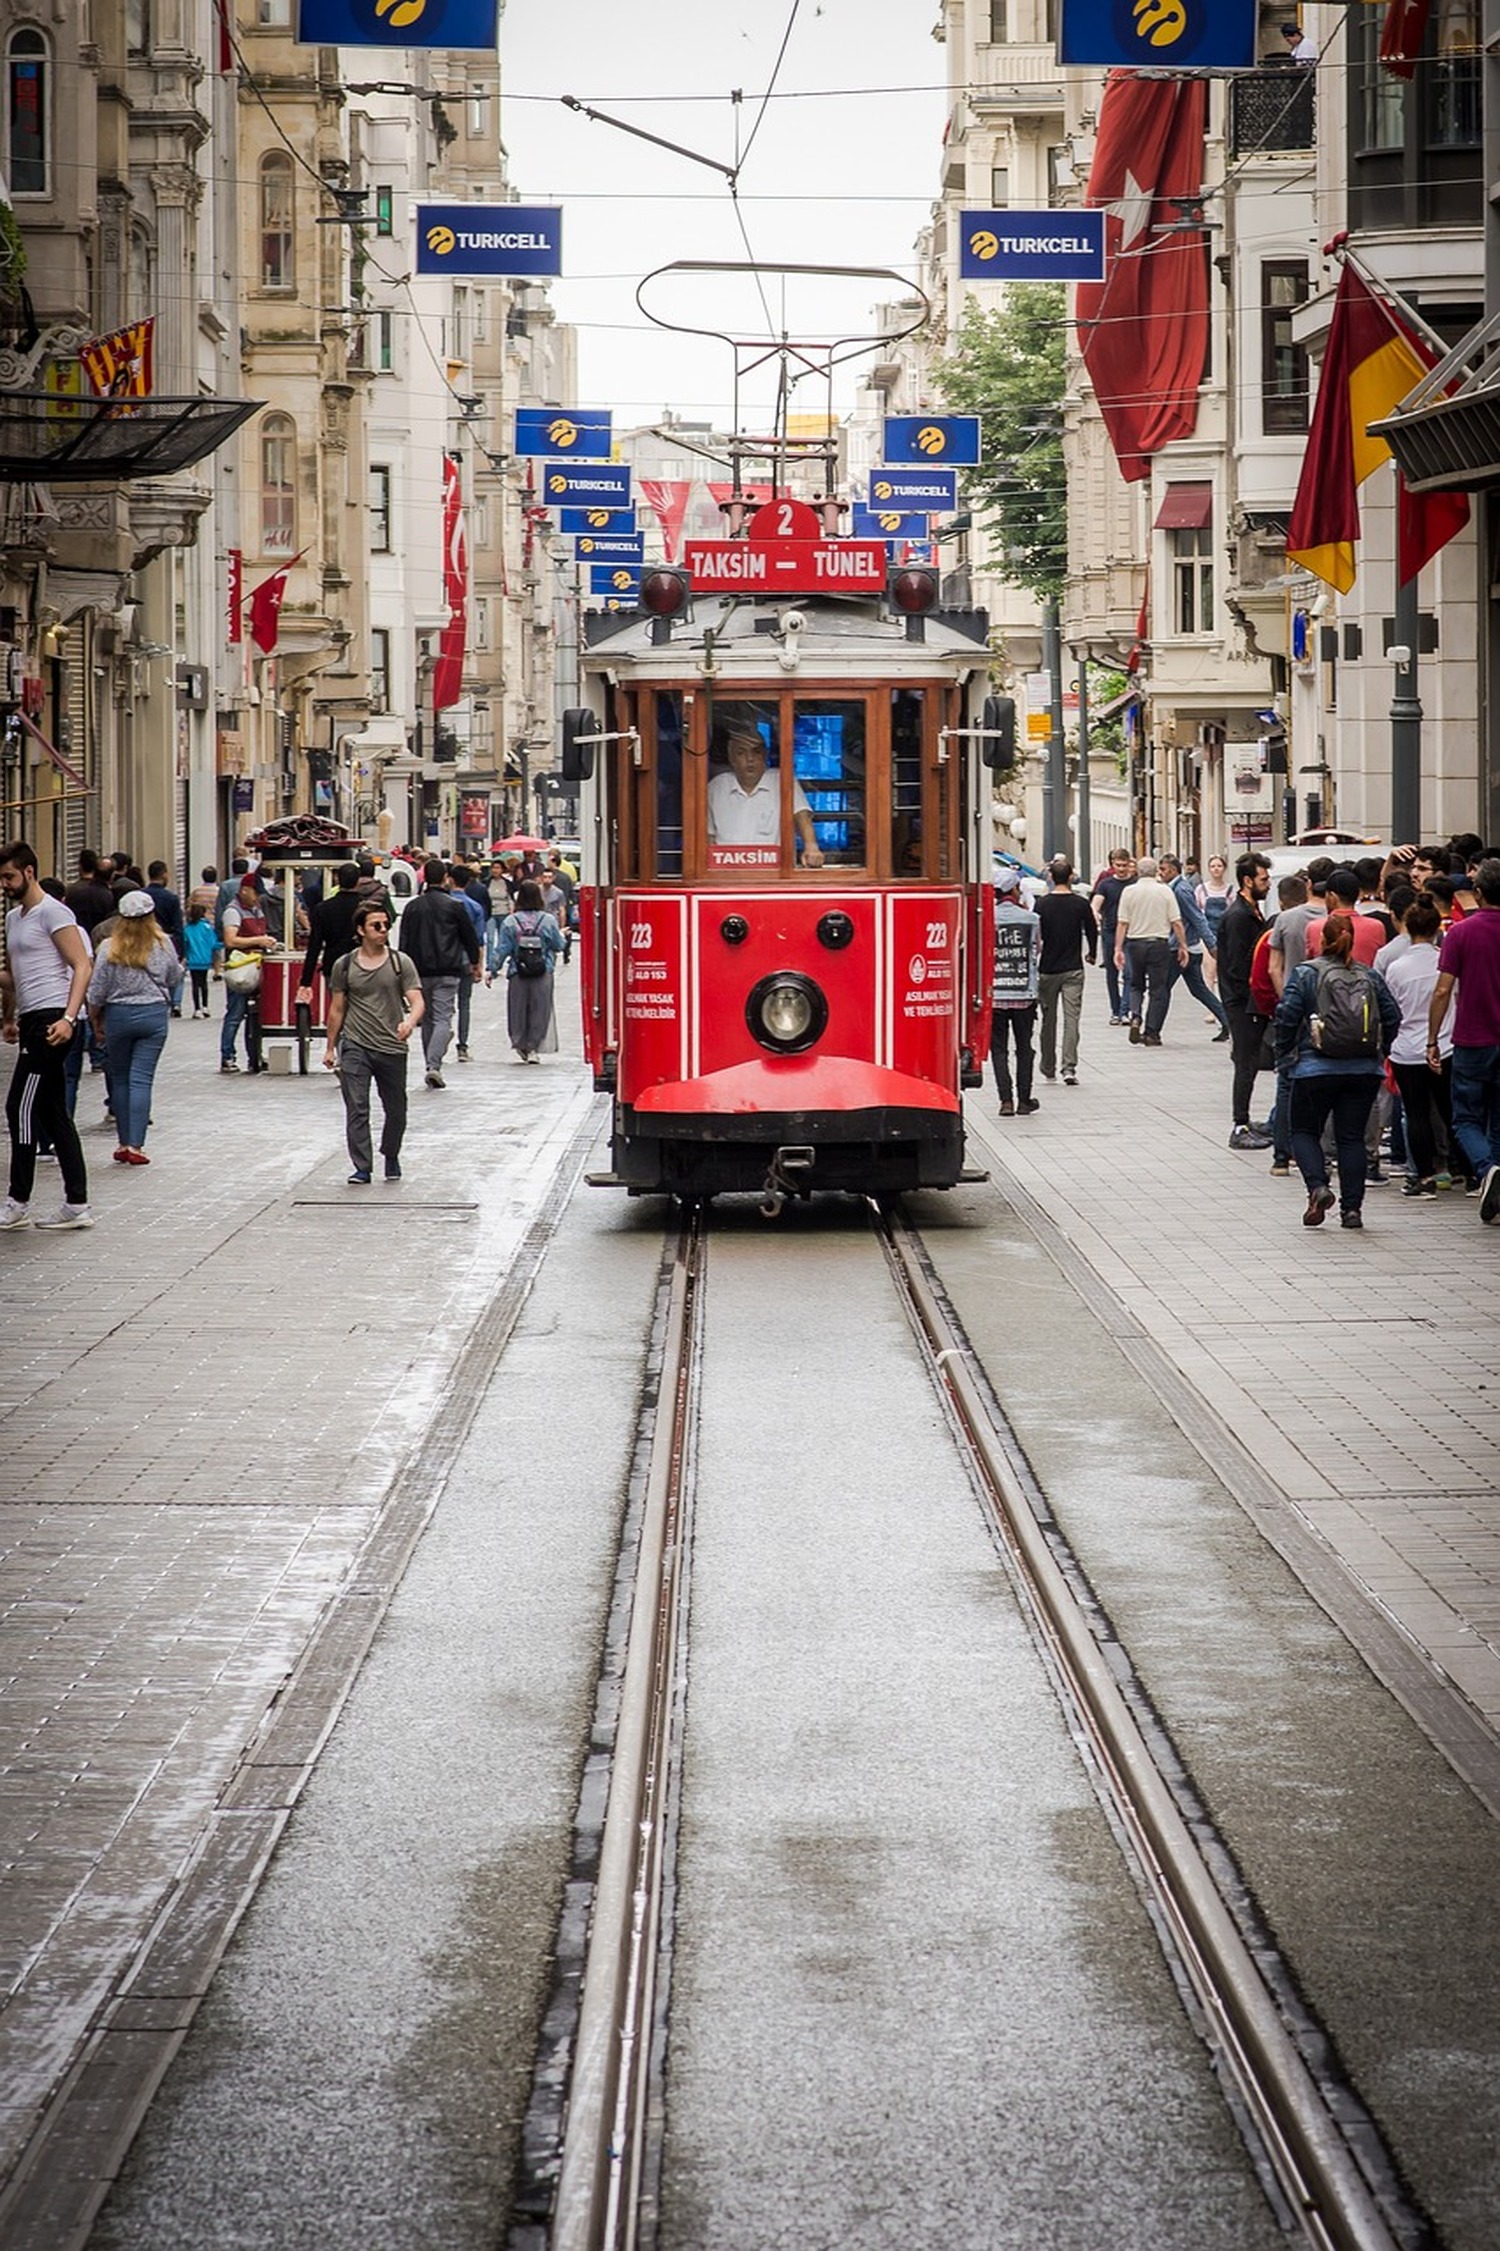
[511,1201,1430,2251]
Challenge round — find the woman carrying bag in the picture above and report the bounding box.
[86,892,179,1165]
[494,878,565,1063]
[219,872,273,1073]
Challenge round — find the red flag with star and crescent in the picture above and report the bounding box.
[433,451,468,714]
[1075,72,1209,485]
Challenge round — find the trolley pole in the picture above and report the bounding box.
[1390,575,1422,846]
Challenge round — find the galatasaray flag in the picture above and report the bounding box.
[1075,73,1209,484]
[1286,266,1469,592]
[1379,0,1433,79]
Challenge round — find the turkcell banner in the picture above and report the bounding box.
[573,534,644,562]
[558,507,636,536]
[869,467,957,510]
[298,0,499,44]
[416,205,561,278]
[882,416,981,466]
[852,505,931,540]
[959,210,1106,283]
[591,565,641,598]
[1058,0,1256,67]
[545,462,632,506]
[515,408,611,458]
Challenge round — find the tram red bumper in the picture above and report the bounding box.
[633,1053,959,1119]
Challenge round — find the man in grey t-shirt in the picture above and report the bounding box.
[323,900,424,1184]
[0,841,93,1229]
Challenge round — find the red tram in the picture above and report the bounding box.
[565,500,1008,1204]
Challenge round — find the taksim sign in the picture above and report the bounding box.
[959,210,1106,282]
[415,204,562,276]
[684,540,886,593]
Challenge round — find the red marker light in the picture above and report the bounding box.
[640,566,690,617]
[889,565,938,615]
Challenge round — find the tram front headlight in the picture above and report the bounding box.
[762,983,813,1042]
[745,972,827,1055]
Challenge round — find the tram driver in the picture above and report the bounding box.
[707,723,824,869]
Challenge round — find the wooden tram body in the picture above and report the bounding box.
[567,534,1001,1203]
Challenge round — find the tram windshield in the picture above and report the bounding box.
[705,699,865,873]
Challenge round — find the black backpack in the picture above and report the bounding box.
[513,913,548,978]
[1309,958,1379,1059]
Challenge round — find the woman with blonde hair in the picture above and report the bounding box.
[86,892,178,1164]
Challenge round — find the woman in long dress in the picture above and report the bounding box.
[495,878,566,1062]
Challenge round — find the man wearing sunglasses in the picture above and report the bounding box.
[322,900,424,1183]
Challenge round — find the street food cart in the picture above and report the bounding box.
[239,816,418,1073]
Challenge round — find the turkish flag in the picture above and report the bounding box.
[1075,73,1209,484]
[247,558,295,653]
[638,479,692,562]
[1380,0,1432,78]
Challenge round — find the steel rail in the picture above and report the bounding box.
[877,1206,1406,2251]
[549,1216,701,2251]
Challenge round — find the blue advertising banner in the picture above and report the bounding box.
[298,0,499,49]
[1058,0,1256,68]
[852,505,931,540]
[591,564,641,598]
[544,462,632,506]
[868,467,957,510]
[881,416,981,467]
[515,408,612,459]
[558,507,637,536]
[959,210,1106,283]
[572,534,644,563]
[415,205,561,278]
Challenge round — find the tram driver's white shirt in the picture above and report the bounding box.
[706,765,811,845]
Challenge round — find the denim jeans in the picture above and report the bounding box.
[1167,949,1226,1029]
[104,1000,169,1148]
[1449,1044,1500,1179]
[1290,1073,1381,1210]
[221,984,254,1063]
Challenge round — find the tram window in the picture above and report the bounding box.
[655,691,683,877]
[793,701,865,870]
[705,701,787,872]
[890,690,924,874]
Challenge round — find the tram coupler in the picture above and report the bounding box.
[761,1144,815,1217]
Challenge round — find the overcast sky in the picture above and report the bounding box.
[495,0,947,432]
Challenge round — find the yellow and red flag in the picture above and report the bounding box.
[1287,265,1468,592]
[79,318,154,399]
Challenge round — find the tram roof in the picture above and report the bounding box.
[581,593,990,678]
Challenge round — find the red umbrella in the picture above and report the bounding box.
[492,833,548,854]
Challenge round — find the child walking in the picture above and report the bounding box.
[183,900,218,1019]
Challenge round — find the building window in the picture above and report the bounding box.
[8,29,49,198]
[1429,0,1480,148]
[1171,527,1214,634]
[260,414,296,555]
[473,597,491,652]
[1360,15,1406,151]
[126,0,151,53]
[1261,262,1309,434]
[990,167,1009,207]
[260,153,294,291]
[472,287,488,343]
[255,0,291,22]
[369,465,391,552]
[987,0,1007,37]
[370,628,390,713]
[468,82,488,135]
[451,286,468,361]
[470,496,490,547]
[1046,144,1067,204]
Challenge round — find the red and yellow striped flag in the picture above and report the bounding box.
[1287,266,1467,592]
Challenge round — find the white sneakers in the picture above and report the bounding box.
[1,1199,95,1231]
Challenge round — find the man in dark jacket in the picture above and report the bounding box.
[1218,851,1273,1151]
[398,858,480,1087]
[63,851,117,937]
[297,862,364,999]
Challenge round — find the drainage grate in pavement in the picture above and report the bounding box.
[288,1199,479,1215]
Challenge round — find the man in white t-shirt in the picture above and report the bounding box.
[1114,854,1187,1045]
[0,841,93,1228]
[706,726,823,867]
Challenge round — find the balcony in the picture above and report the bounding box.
[1227,69,1315,159]
[0,393,259,483]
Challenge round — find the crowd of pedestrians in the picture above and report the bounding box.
[0,836,579,1224]
[992,835,1500,1235]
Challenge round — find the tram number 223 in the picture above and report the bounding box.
[925,920,946,950]
[629,922,653,950]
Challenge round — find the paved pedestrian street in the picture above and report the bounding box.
[3,978,1500,2230]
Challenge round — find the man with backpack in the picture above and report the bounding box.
[397,858,480,1089]
[1273,909,1401,1230]
[323,898,424,1182]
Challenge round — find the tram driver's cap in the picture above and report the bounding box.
[994,865,1022,894]
[118,891,155,918]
